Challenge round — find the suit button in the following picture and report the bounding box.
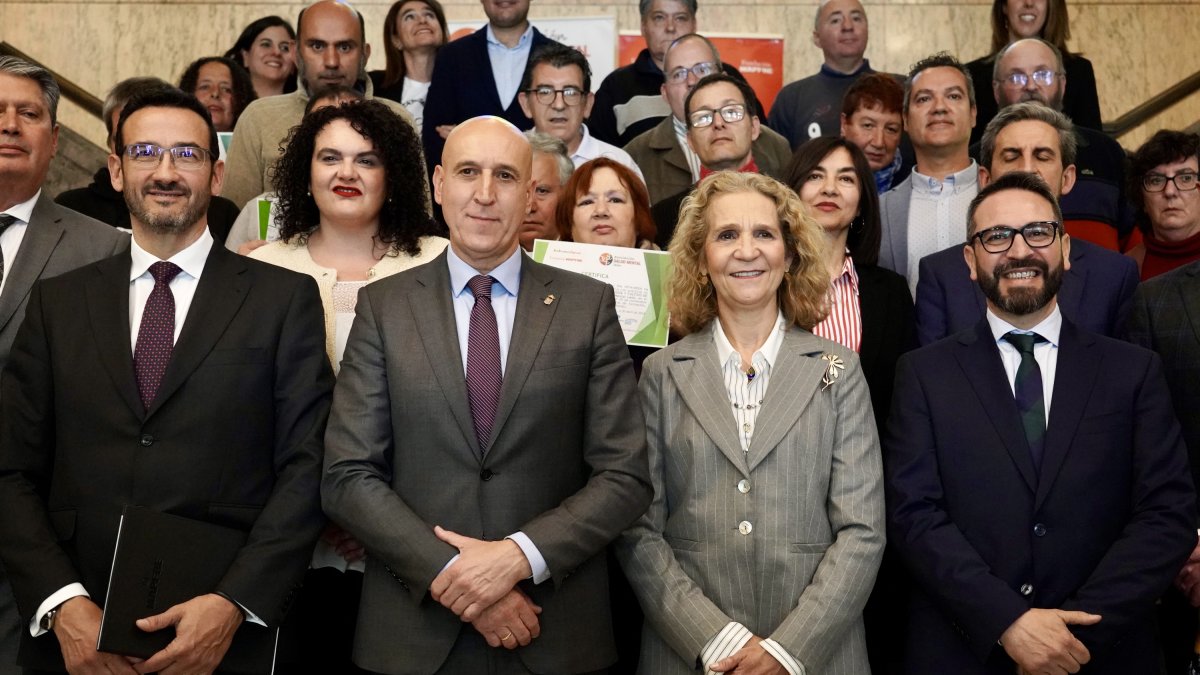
[738,521,753,535]
[1020,583,1033,597]
[480,469,494,481]
[1033,523,1047,537]
[139,434,155,447]
[737,479,751,494]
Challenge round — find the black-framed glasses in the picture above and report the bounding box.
[971,220,1060,253]
[524,86,585,106]
[121,143,213,169]
[1142,171,1199,193]
[689,103,746,129]
[998,69,1061,88]
[666,61,718,84]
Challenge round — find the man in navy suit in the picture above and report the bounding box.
[886,171,1195,674]
[421,0,563,177]
[914,102,1138,345]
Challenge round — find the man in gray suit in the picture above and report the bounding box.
[879,52,978,295]
[0,55,127,673]
[322,115,652,675]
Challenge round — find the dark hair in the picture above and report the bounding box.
[639,0,698,16]
[1127,129,1200,232]
[966,171,1063,239]
[271,100,439,255]
[224,15,298,94]
[989,0,1074,55]
[115,87,219,158]
[303,84,365,114]
[556,157,656,247]
[684,72,758,119]
[521,43,592,94]
[0,55,60,125]
[785,137,882,266]
[979,101,1076,174]
[102,77,175,142]
[381,0,449,89]
[842,72,903,118]
[178,57,257,129]
[903,51,975,116]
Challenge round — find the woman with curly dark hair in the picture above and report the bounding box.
[224,15,297,98]
[178,56,256,132]
[252,99,447,367]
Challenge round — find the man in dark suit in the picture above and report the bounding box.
[1125,261,1200,673]
[915,102,1138,345]
[322,116,652,674]
[886,171,1196,674]
[0,88,333,674]
[0,55,129,674]
[421,0,562,177]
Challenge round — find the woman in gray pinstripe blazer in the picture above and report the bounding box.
[617,172,885,675]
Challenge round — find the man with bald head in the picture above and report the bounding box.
[322,116,651,674]
[223,0,420,209]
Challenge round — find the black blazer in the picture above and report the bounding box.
[0,244,334,671]
[856,262,915,434]
[421,26,560,175]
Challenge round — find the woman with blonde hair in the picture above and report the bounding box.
[618,171,884,675]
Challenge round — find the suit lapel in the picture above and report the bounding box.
[1181,266,1200,343]
[1035,320,1099,509]
[746,330,826,472]
[86,252,142,418]
[669,332,749,476]
[148,246,248,418]
[856,265,883,373]
[487,256,556,457]
[954,322,1038,493]
[884,183,911,273]
[471,28,505,112]
[1057,241,1087,320]
[649,121,691,175]
[0,196,66,333]
[410,252,481,462]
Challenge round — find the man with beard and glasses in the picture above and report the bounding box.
[915,102,1138,345]
[884,171,1195,675]
[0,88,333,674]
[223,0,421,210]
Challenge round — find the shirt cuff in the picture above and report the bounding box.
[506,532,550,585]
[440,553,460,574]
[214,592,266,627]
[760,638,805,675]
[31,584,88,636]
[700,621,753,669]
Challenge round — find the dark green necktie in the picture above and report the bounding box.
[1002,332,1047,470]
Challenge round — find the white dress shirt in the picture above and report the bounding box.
[0,190,39,297]
[444,245,550,584]
[987,304,1062,426]
[702,313,805,675]
[672,116,702,183]
[905,161,978,296]
[485,24,534,109]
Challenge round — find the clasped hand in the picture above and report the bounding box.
[709,636,787,675]
[1002,607,1101,675]
[430,526,533,622]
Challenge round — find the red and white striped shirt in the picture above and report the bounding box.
[812,254,862,353]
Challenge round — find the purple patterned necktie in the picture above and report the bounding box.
[466,275,502,454]
[134,261,182,411]
[1003,331,1047,471]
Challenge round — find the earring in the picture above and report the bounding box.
[850,216,863,232]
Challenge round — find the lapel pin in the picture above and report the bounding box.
[543,294,556,305]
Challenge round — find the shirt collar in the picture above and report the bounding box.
[912,159,978,196]
[1,189,42,225]
[986,303,1063,347]
[447,243,523,299]
[835,253,861,294]
[485,24,533,50]
[819,59,871,79]
[712,311,788,370]
[573,124,596,158]
[129,228,213,282]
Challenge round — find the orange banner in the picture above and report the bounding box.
[618,33,785,115]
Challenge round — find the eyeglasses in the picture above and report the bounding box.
[121,143,213,169]
[689,103,746,129]
[525,86,586,106]
[1142,171,1199,193]
[666,61,718,84]
[971,220,1060,253]
[998,69,1061,88]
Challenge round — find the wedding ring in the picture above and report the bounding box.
[500,630,514,642]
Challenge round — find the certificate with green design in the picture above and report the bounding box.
[532,240,671,348]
